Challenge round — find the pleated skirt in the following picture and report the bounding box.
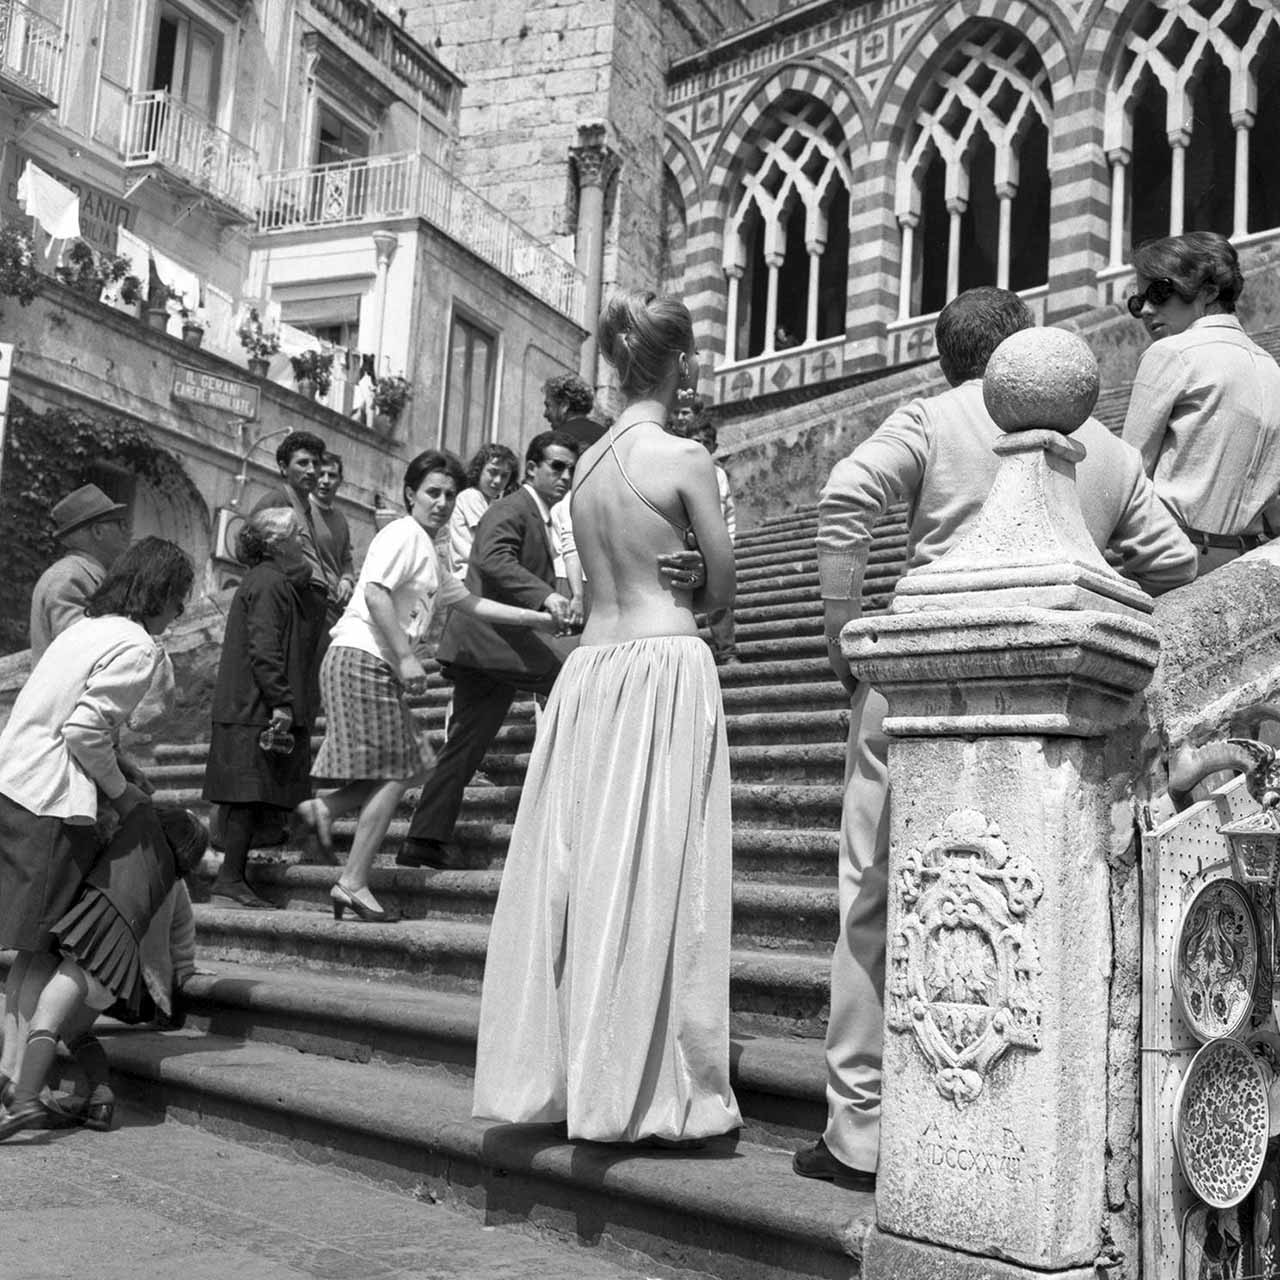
[472,635,742,1143]
[53,887,145,1017]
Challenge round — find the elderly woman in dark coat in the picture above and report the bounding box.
[202,508,317,909]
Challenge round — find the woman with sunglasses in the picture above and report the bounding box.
[1121,231,1280,574]
[202,508,316,909]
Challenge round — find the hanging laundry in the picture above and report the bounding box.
[16,160,81,248]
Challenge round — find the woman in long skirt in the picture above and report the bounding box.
[297,450,559,923]
[473,291,742,1145]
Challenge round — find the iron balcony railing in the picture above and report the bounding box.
[258,152,586,324]
[121,90,257,217]
[0,0,64,104]
[308,0,459,116]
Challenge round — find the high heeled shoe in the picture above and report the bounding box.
[330,883,399,924]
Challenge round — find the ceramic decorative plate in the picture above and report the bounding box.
[1173,878,1259,1042]
[1174,1037,1269,1209]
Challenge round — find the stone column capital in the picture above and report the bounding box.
[371,230,398,266]
[570,122,620,190]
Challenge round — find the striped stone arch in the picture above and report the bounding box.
[662,126,702,222]
[873,1,1074,150]
[703,58,865,209]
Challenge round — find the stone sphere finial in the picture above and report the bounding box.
[982,328,1100,436]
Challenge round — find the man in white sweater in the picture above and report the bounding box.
[795,287,1198,1191]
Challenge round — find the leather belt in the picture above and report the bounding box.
[1177,524,1270,553]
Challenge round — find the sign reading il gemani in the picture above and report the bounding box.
[171,364,260,419]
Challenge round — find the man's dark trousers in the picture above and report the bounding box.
[403,485,565,848]
[406,665,553,842]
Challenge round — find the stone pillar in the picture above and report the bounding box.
[370,230,398,380]
[845,329,1160,1279]
[570,122,619,386]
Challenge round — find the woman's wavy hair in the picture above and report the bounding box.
[85,536,193,623]
[1131,231,1244,313]
[464,443,520,493]
[236,508,297,567]
[403,449,467,510]
[597,290,694,398]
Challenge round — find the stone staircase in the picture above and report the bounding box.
[80,501,911,1280]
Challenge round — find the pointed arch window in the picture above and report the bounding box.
[722,96,852,363]
[658,167,687,296]
[896,26,1052,319]
[1106,0,1280,263]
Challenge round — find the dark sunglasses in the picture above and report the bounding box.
[543,460,574,474]
[1126,278,1181,317]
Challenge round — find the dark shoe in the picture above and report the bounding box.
[210,879,276,910]
[395,838,466,870]
[0,1072,13,1111]
[0,1099,51,1141]
[42,1092,90,1129]
[792,1139,876,1192]
[84,1094,115,1132]
[330,883,400,924]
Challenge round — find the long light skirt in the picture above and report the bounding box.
[472,635,742,1143]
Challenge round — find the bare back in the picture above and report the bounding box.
[572,420,733,646]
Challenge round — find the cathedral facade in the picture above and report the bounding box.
[659,0,1280,406]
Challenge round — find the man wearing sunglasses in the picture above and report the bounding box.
[1121,231,1280,575]
[397,430,581,870]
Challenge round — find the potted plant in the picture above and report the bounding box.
[119,273,143,316]
[145,265,174,331]
[54,239,101,297]
[180,307,205,348]
[290,349,333,400]
[372,373,411,429]
[0,227,40,306]
[237,306,280,377]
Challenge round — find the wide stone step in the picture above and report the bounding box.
[156,781,845,830]
[192,907,834,1035]
[232,864,838,949]
[734,534,907,581]
[171,959,829,1145]
[98,1026,870,1280]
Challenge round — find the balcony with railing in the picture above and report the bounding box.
[121,90,257,221]
[308,0,461,118]
[0,0,64,109]
[258,152,586,324]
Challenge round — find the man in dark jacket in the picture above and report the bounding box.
[397,431,579,869]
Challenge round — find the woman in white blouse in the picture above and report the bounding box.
[447,444,518,578]
[298,450,556,923]
[0,537,193,1108]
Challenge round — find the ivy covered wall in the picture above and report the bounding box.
[0,397,202,655]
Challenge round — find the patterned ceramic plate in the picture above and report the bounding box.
[1172,878,1259,1042]
[1174,1037,1269,1209]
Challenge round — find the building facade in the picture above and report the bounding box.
[660,0,1280,405]
[0,0,597,646]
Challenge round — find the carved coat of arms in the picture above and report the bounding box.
[887,808,1044,1107]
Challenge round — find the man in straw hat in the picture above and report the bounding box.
[29,484,129,660]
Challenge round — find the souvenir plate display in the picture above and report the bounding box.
[1174,1038,1270,1209]
[1173,879,1259,1042]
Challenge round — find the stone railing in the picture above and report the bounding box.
[0,0,63,104]
[258,152,586,324]
[121,90,257,217]
[308,0,459,116]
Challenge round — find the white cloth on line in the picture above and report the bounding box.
[17,160,81,246]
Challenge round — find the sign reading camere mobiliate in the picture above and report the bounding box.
[171,365,260,419]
